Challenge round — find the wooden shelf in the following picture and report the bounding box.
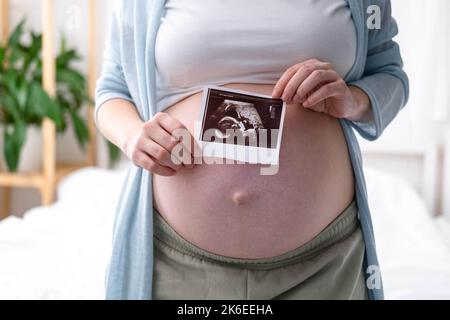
[1,0,8,42]
[0,162,89,219]
[0,171,44,189]
[0,163,85,187]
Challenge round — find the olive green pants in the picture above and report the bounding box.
[152,201,368,300]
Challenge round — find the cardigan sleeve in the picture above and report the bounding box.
[348,0,409,141]
[94,1,134,126]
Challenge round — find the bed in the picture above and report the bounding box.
[0,163,450,299]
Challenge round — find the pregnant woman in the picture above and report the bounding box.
[96,0,408,300]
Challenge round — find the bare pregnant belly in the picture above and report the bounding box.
[153,83,355,259]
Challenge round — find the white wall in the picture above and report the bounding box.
[360,0,449,151]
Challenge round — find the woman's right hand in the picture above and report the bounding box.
[124,112,196,176]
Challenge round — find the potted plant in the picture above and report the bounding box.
[0,20,90,172]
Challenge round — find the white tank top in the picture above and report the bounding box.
[155,0,357,111]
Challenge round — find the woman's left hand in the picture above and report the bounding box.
[272,58,372,122]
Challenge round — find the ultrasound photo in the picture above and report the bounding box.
[197,86,286,164]
[201,88,284,148]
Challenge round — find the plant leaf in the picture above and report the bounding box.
[1,95,21,122]
[57,50,81,68]
[23,33,42,72]
[60,34,67,55]
[0,47,5,67]
[1,21,116,166]
[31,84,64,129]
[27,82,46,118]
[68,109,89,147]
[57,69,85,93]
[8,19,25,48]
[3,120,26,172]
[16,78,28,111]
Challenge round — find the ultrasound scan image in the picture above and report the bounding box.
[201,89,283,149]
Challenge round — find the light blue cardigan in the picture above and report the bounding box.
[95,0,409,300]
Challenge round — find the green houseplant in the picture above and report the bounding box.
[0,20,91,172]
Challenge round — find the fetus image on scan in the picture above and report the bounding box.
[202,89,283,149]
[213,100,265,143]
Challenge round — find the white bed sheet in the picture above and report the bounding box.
[0,167,126,299]
[365,167,450,299]
[0,165,449,300]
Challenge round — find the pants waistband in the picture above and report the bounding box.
[153,201,359,270]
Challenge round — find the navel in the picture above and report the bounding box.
[232,191,249,206]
